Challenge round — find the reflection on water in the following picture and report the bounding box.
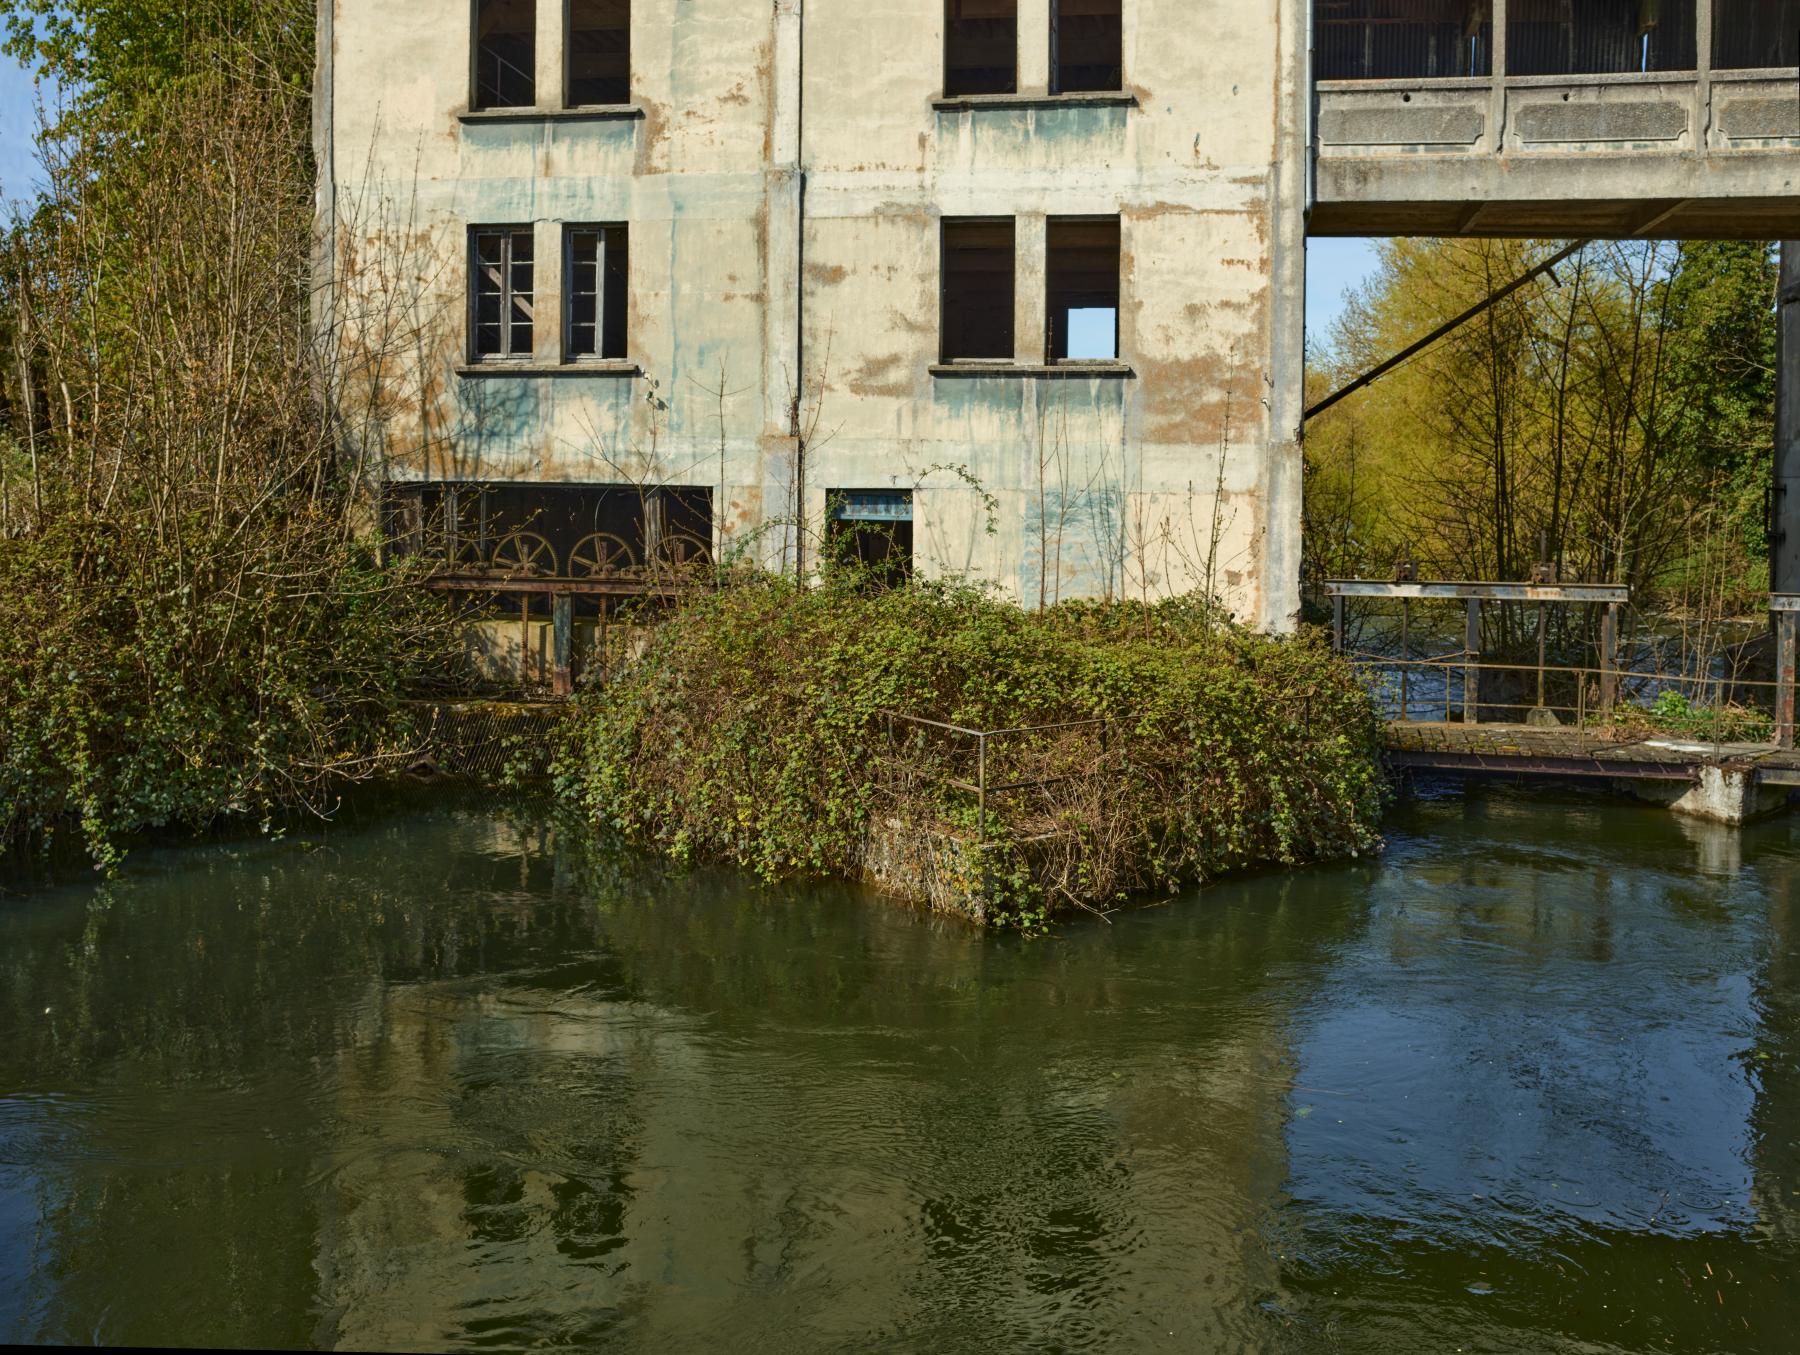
[1,787,1798,1352]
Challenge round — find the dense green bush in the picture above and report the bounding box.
[555,577,1387,927]
[0,520,454,869]
[0,7,460,869]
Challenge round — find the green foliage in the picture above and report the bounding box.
[0,6,462,867]
[555,578,1388,928]
[1613,688,1775,745]
[0,519,456,868]
[1306,238,1777,611]
[0,0,312,132]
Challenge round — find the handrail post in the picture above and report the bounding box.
[1400,599,1410,722]
[552,593,573,698]
[1778,609,1797,749]
[1464,597,1481,725]
[1600,601,1620,723]
[976,733,988,846]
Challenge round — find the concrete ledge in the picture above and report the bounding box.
[458,105,645,125]
[931,91,1137,112]
[455,361,642,379]
[929,362,1134,379]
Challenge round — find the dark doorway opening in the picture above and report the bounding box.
[827,490,915,587]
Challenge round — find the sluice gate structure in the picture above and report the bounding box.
[1328,578,1800,823]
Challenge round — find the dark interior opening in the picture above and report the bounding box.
[941,219,1016,363]
[567,226,629,361]
[382,482,712,583]
[1507,0,1696,75]
[1713,0,1800,67]
[945,0,1018,96]
[474,0,536,109]
[1315,0,1494,79]
[1054,0,1123,91]
[1047,217,1120,363]
[826,492,915,588]
[568,0,631,105]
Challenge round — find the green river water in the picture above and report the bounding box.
[2,784,1798,1353]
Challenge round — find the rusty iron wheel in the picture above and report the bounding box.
[568,532,639,578]
[651,532,712,578]
[491,530,558,577]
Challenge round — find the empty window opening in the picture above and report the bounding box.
[1507,0,1695,76]
[474,0,536,109]
[827,491,914,587]
[566,226,629,360]
[945,0,1018,95]
[472,228,535,360]
[1314,1,1493,79]
[1713,0,1800,68]
[1047,218,1120,363]
[1054,0,1123,92]
[568,0,631,105]
[941,219,1017,363]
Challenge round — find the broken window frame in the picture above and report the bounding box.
[564,224,630,363]
[825,490,915,587]
[1045,215,1121,365]
[940,217,1019,364]
[470,226,537,362]
[944,0,1020,96]
[566,0,632,107]
[472,0,537,111]
[1051,0,1124,94]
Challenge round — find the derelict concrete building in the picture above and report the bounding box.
[315,2,1800,633]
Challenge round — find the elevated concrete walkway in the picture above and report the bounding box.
[1311,0,1800,243]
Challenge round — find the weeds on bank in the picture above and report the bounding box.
[554,573,1387,928]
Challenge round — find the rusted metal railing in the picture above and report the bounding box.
[1328,579,1800,751]
[882,712,1111,845]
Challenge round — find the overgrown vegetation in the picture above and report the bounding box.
[555,576,1386,929]
[0,1,459,867]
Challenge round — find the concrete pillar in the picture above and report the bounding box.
[1778,242,1800,595]
[1261,0,1309,633]
[1490,0,1507,152]
[1015,211,1047,365]
[535,0,563,109]
[534,219,563,362]
[1019,0,1052,94]
[1695,0,1713,150]
[765,1,806,572]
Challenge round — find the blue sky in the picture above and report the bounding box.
[1306,237,1381,342]
[0,51,44,210]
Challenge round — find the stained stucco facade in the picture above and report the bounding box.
[317,1,1311,629]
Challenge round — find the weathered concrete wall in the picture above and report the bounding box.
[320,0,1309,628]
